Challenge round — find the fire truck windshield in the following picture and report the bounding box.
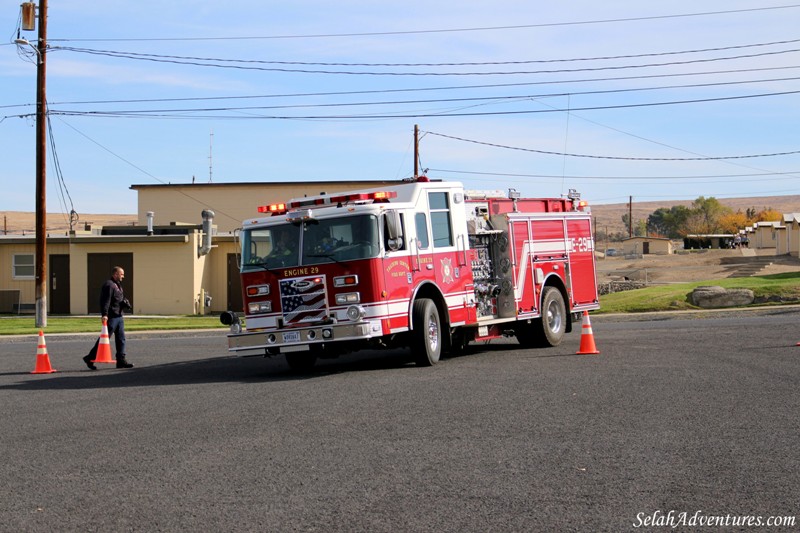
[241,214,379,270]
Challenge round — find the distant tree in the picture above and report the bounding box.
[690,196,730,234]
[621,213,647,237]
[647,205,691,238]
[718,211,749,234]
[753,208,782,222]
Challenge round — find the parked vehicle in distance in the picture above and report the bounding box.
[605,248,618,256]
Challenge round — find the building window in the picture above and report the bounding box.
[13,254,34,279]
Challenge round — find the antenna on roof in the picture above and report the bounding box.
[208,128,213,183]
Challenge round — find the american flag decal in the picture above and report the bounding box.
[280,275,328,324]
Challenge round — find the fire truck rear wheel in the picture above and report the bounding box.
[412,298,441,366]
[517,286,566,348]
[538,286,566,346]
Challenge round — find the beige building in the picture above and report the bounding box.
[749,221,780,249]
[622,237,673,255]
[779,213,800,257]
[1,180,398,316]
[131,181,397,233]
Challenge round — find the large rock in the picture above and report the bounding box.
[690,285,754,308]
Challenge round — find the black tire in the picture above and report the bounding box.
[285,351,318,373]
[516,286,567,348]
[412,298,442,366]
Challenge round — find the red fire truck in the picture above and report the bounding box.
[220,178,599,370]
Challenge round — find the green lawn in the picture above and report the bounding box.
[597,272,800,313]
[0,315,226,336]
[3,272,799,334]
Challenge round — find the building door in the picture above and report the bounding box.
[227,253,243,312]
[49,254,70,314]
[643,241,650,254]
[87,253,133,314]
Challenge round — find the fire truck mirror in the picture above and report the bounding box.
[385,211,404,251]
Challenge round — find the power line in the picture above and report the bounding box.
[46,4,800,42]
[51,37,800,68]
[428,168,800,180]
[3,64,796,111]
[55,118,241,226]
[30,88,800,120]
[28,75,800,116]
[424,130,800,161]
[54,45,800,76]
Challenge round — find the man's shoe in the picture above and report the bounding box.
[82,354,97,371]
[116,357,134,369]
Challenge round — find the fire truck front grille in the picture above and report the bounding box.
[279,275,329,325]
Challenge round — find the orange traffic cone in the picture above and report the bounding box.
[91,318,116,364]
[576,311,600,355]
[31,330,57,374]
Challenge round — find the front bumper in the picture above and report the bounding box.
[226,320,378,353]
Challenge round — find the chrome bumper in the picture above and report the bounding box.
[227,321,375,353]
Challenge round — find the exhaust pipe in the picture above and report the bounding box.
[199,209,215,256]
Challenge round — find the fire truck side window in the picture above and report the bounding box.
[428,192,453,248]
[415,213,430,249]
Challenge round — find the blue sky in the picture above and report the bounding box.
[2,1,800,216]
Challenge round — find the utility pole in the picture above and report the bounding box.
[34,0,48,327]
[36,0,48,328]
[18,1,48,327]
[628,196,633,239]
[413,124,419,178]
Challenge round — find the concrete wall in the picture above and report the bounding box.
[786,221,800,257]
[751,224,778,249]
[0,240,69,307]
[776,227,788,255]
[68,236,193,315]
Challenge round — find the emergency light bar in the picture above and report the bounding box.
[288,190,397,209]
[256,203,288,215]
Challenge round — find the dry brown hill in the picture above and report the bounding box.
[590,195,800,237]
[3,194,800,236]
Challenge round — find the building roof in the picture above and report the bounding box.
[130,180,400,190]
[622,236,672,242]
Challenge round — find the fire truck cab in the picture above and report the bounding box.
[220,178,599,371]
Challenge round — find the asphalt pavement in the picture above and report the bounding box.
[0,309,798,532]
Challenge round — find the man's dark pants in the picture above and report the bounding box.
[87,316,126,359]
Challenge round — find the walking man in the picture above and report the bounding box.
[83,266,134,370]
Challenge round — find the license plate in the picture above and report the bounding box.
[282,331,300,343]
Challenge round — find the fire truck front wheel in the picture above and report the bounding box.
[412,298,442,366]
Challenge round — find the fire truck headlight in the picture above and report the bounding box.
[333,275,359,287]
[346,305,366,321]
[322,328,333,339]
[246,284,270,297]
[336,292,361,305]
[248,301,272,314]
[267,334,277,344]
